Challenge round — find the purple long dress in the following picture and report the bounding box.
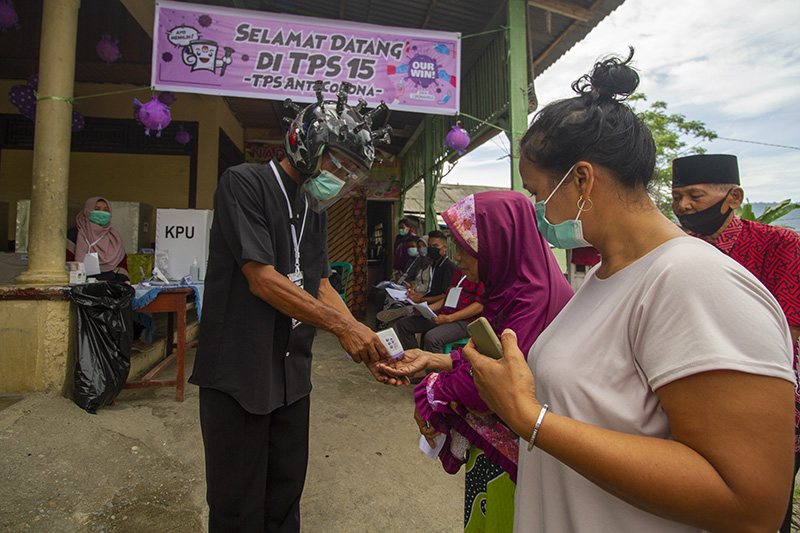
[414,191,574,482]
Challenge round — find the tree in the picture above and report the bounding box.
[737,199,800,227]
[630,93,717,217]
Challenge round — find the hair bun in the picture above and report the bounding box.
[571,47,639,102]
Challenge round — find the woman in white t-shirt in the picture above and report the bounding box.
[463,48,796,532]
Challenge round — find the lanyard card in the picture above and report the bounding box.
[444,286,462,308]
[83,252,101,276]
[288,270,304,290]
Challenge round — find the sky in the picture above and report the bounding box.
[442,0,800,203]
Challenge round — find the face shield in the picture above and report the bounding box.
[303,148,369,212]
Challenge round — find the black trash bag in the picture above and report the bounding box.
[69,282,135,414]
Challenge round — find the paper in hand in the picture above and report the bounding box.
[419,433,446,460]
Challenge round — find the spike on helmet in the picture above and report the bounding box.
[283,81,391,175]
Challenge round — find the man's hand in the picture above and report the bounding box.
[337,321,387,364]
[433,314,452,325]
[408,291,424,303]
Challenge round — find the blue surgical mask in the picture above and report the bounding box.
[88,210,111,226]
[534,164,592,249]
[408,247,418,257]
[304,170,345,201]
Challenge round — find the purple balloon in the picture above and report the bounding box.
[158,91,177,106]
[96,34,121,65]
[445,124,470,154]
[72,111,85,132]
[9,84,37,121]
[175,125,191,145]
[0,0,20,32]
[134,95,171,137]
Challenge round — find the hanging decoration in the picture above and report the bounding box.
[0,0,19,32]
[8,84,36,121]
[158,91,177,106]
[96,34,121,64]
[133,95,171,137]
[7,73,85,131]
[175,125,192,145]
[445,123,470,154]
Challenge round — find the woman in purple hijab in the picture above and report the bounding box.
[379,190,573,531]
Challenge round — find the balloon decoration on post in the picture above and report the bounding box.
[133,95,171,137]
[7,73,85,131]
[175,124,192,145]
[0,0,20,32]
[445,122,470,155]
[96,34,122,64]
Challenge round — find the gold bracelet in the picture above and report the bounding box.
[527,404,549,452]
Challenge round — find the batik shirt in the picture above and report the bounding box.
[707,215,800,448]
[438,269,484,316]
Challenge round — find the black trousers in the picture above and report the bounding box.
[199,387,310,533]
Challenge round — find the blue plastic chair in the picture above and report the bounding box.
[443,337,469,354]
[330,262,352,305]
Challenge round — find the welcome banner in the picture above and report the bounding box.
[152,1,461,115]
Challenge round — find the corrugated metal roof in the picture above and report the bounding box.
[404,182,512,215]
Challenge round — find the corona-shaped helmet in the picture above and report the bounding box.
[283,81,391,175]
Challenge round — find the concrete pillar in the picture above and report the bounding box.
[506,0,529,193]
[16,0,80,286]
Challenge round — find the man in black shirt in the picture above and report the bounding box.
[190,83,397,532]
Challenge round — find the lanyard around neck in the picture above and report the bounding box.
[270,161,308,273]
[85,230,108,251]
[456,275,466,287]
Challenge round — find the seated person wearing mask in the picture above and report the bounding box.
[66,197,130,282]
[376,230,456,324]
[394,267,484,355]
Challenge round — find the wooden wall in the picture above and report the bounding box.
[326,195,368,319]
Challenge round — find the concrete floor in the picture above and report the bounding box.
[0,330,464,532]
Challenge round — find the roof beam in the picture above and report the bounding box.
[421,0,439,29]
[119,0,154,38]
[532,0,603,67]
[527,0,593,22]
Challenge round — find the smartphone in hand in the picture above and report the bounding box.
[466,317,504,359]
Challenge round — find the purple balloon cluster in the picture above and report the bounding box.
[445,124,470,155]
[7,73,85,131]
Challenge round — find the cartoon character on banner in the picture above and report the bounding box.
[164,23,233,77]
[385,41,457,106]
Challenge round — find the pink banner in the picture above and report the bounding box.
[152,1,461,115]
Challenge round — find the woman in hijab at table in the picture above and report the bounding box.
[66,197,130,282]
[379,190,573,531]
